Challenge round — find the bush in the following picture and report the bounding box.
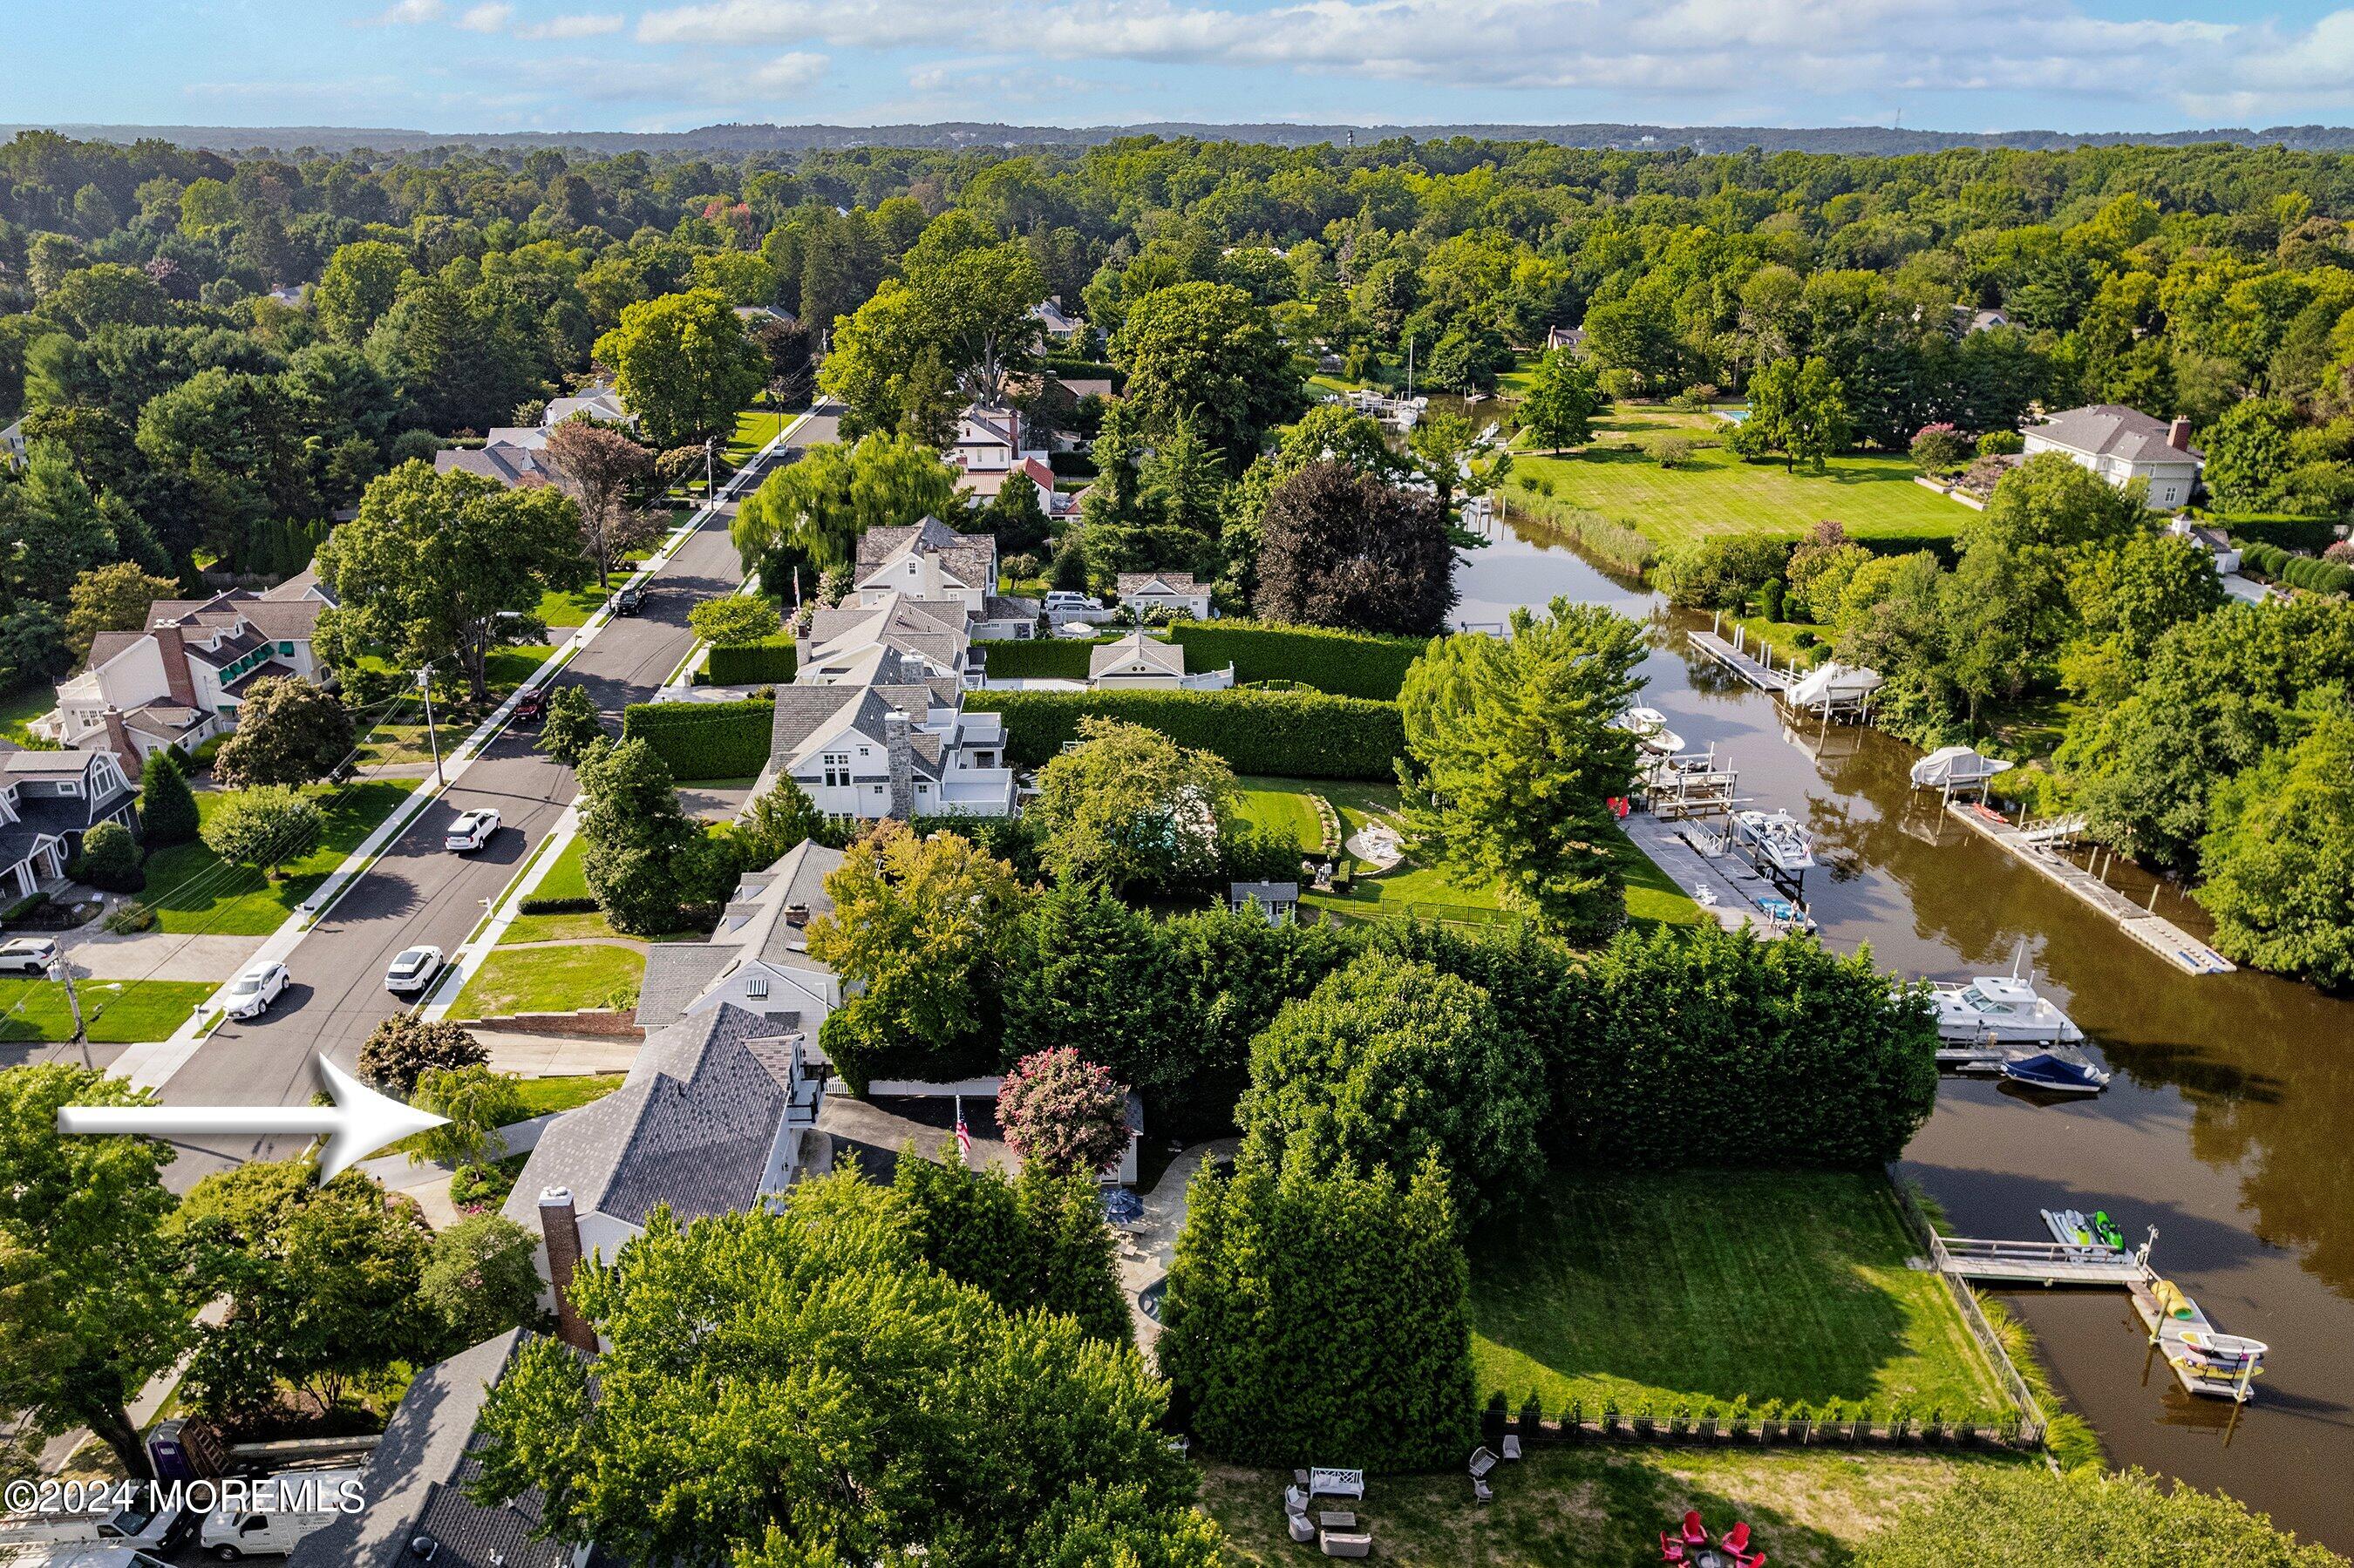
[973,638,1108,681]
[687,595,783,647]
[1908,423,1971,471]
[138,750,200,846]
[1654,534,1793,610]
[1976,429,2024,457]
[517,894,600,915]
[103,899,153,933]
[420,1212,538,1347]
[620,698,774,780]
[703,638,798,685]
[446,1161,518,1212]
[966,689,1405,779]
[2,893,49,926]
[1167,620,1429,700]
[70,821,144,893]
[199,785,323,878]
[1760,576,1786,622]
[357,1015,487,1096]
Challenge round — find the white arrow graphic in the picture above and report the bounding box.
[58,1056,450,1182]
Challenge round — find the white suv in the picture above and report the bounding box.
[0,936,58,976]
[445,808,500,852]
[384,945,445,996]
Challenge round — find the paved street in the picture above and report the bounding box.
[147,410,839,1186]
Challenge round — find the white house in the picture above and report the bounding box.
[33,576,331,767]
[0,748,138,898]
[1030,295,1083,342]
[2021,404,2203,510]
[751,653,1015,821]
[635,839,845,1034]
[1087,632,1234,690]
[0,417,24,467]
[854,517,1038,641]
[949,403,1059,514]
[2166,517,2243,576]
[1114,572,1213,621]
[544,381,631,427]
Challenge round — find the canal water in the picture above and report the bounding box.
[1455,513,2354,1551]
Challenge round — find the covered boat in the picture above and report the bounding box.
[1784,660,1884,714]
[1999,1048,2112,1096]
[1910,744,2016,791]
[1732,809,1815,874]
[1924,974,2085,1044]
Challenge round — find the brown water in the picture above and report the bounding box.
[1458,516,2354,1551]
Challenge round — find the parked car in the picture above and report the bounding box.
[613,583,647,614]
[445,808,500,852]
[1043,590,1100,611]
[513,687,547,723]
[0,935,58,976]
[0,1493,192,1551]
[221,962,290,1021]
[384,945,445,997]
[198,1470,361,1561]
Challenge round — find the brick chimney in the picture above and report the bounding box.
[100,708,138,770]
[150,626,199,708]
[537,1187,598,1353]
[2168,416,2193,451]
[883,712,914,819]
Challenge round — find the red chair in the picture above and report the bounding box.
[1740,1556,1766,1568]
[1682,1511,1709,1547]
[1658,1531,1686,1562]
[1722,1523,1752,1555]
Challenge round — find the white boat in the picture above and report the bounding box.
[1925,974,2086,1044]
[1910,744,2015,791]
[1784,660,1883,713]
[1732,809,1815,873]
[1614,706,1685,756]
[2172,1327,2270,1371]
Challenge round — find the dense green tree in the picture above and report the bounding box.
[0,1064,191,1477]
[212,675,355,788]
[1398,599,1647,940]
[1856,1464,2342,1568]
[1519,346,1603,451]
[138,749,201,846]
[0,441,119,605]
[534,682,604,767]
[1745,354,1855,471]
[1109,281,1305,468]
[686,594,780,647]
[316,240,414,346]
[200,784,323,879]
[469,1172,1204,1567]
[730,775,831,866]
[2202,397,2300,512]
[576,736,701,935]
[730,431,960,580]
[594,287,765,448]
[408,1065,527,1174]
[1241,952,1541,1222]
[418,1213,541,1351]
[1030,716,1240,893]
[2195,697,2354,988]
[1001,879,1189,1094]
[63,561,178,659]
[70,819,143,893]
[894,1152,1134,1346]
[357,1015,488,1096]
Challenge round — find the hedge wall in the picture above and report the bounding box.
[705,638,798,685]
[976,637,1123,681]
[621,699,774,780]
[1169,621,1432,701]
[2225,516,2339,555]
[2238,540,2354,595]
[966,689,1405,779]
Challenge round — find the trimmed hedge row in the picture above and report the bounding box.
[2239,540,2354,595]
[518,895,599,915]
[621,699,774,780]
[966,689,1405,779]
[976,637,1125,680]
[2225,516,2339,555]
[705,638,798,684]
[1168,620,1431,701]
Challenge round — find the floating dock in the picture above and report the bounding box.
[1945,803,2235,976]
[1618,808,1810,938]
[1687,627,1794,692]
[1930,1228,2260,1402]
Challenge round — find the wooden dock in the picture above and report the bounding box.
[1946,803,2235,976]
[1687,628,1793,692]
[1618,809,1808,937]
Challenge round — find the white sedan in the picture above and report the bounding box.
[384,945,446,997]
[445,808,500,852]
[222,961,290,1020]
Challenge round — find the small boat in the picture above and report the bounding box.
[1924,974,2086,1044]
[2040,1207,2126,1250]
[1910,744,2015,792]
[1614,706,1685,756]
[2000,1049,2112,1096]
[2092,1210,2125,1249]
[2172,1327,2269,1370]
[1732,809,1815,873]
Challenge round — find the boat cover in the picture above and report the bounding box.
[1910,744,2017,789]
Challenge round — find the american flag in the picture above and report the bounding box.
[954,1097,971,1164]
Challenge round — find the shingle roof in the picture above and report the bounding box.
[1090,633,1185,679]
[437,443,557,488]
[855,516,968,572]
[500,1005,801,1231]
[85,630,146,668]
[638,843,844,1028]
[2030,404,2201,465]
[1116,572,1203,595]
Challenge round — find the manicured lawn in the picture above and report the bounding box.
[0,978,216,1042]
[1468,1171,2008,1424]
[139,780,419,935]
[533,836,593,902]
[1238,777,1700,933]
[1514,406,1968,551]
[726,406,797,466]
[0,683,55,748]
[1200,1446,2017,1567]
[537,580,621,628]
[449,943,644,1019]
[511,1071,625,1116]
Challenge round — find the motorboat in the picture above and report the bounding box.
[1923,974,2086,1045]
[1732,809,1815,874]
[1784,660,1884,715]
[1999,1048,2112,1096]
[1614,706,1685,756]
[1911,744,2015,792]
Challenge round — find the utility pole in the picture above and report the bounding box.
[47,959,85,1049]
[417,666,443,788]
[704,436,716,499]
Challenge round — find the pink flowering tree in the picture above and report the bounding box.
[1908,422,1970,472]
[997,1048,1130,1177]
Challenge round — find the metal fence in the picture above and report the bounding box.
[1885,1169,2051,1447]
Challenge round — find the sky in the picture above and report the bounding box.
[11,0,2354,136]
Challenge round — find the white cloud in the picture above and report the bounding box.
[637,0,935,49]
[518,11,628,38]
[357,0,444,24]
[456,3,514,31]
[751,51,829,91]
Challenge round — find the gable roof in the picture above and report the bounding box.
[436,443,556,488]
[500,1004,803,1232]
[1116,572,1203,596]
[637,841,845,1029]
[2030,404,2201,465]
[1090,632,1186,678]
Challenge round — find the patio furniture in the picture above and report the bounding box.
[1721,1523,1751,1555]
[1285,1485,1310,1516]
[1287,1512,1316,1544]
[1659,1531,1686,1562]
[1317,1512,1357,1531]
[1467,1446,1500,1480]
[1473,1476,1493,1504]
[1683,1511,1710,1547]
[1501,1434,1522,1460]
[1320,1530,1372,1558]
[1295,1470,1312,1486]
[1310,1467,1365,1500]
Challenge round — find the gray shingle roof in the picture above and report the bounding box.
[500,1004,801,1232]
[2030,404,2201,465]
[632,945,738,1032]
[636,842,843,1029]
[1090,633,1185,678]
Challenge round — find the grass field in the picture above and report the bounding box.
[449,943,644,1019]
[1468,1171,2008,1423]
[727,406,799,466]
[1201,1446,2017,1567]
[1514,407,1967,552]
[0,978,216,1042]
[1237,777,1702,933]
[0,684,54,748]
[140,780,418,935]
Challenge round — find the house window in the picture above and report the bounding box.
[821,753,850,788]
[278,641,294,655]
[745,975,769,999]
